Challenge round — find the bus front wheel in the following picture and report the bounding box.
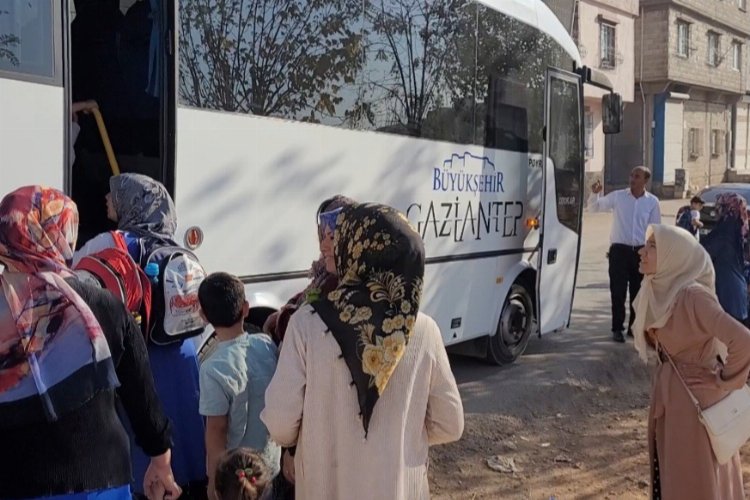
[486,283,534,365]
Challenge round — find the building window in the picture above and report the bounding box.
[733,42,742,71]
[740,0,747,11]
[689,128,703,158]
[677,21,690,57]
[600,22,616,68]
[708,32,721,67]
[711,129,725,156]
[584,108,594,158]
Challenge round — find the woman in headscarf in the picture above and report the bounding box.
[74,173,208,499]
[0,186,179,499]
[263,195,354,345]
[73,172,179,262]
[700,192,749,323]
[634,224,750,499]
[258,195,353,499]
[261,203,464,500]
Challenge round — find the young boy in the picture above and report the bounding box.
[197,273,280,499]
[689,195,705,235]
[677,196,704,239]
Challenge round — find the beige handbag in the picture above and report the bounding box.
[662,347,750,465]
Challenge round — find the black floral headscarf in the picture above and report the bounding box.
[311,203,425,434]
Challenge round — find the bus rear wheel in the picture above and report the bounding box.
[486,283,534,365]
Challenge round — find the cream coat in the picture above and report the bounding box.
[261,307,464,500]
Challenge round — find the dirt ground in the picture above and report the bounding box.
[426,201,750,499]
[427,333,657,499]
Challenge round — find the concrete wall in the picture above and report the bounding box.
[584,98,605,172]
[578,0,638,102]
[663,96,685,183]
[633,1,750,196]
[665,0,750,35]
[666,8,749,95]
[578,0,640,184]
[736,100,750,171]
[637,2,750,92]
[606,95,649,189]
[682,92,732,190]
[635,7,670,82]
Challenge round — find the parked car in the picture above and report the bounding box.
[675,183,750,237]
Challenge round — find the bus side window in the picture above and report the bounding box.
[485,75,529,153]
[0,1,56,81]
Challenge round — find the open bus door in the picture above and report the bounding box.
[537,68,584,335]
[67,0,176,245]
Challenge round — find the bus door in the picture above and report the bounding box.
[537,68,584,335]
[67,0,176,245]
[0,1,66,191]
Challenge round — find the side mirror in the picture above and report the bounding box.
[602,93,623,134]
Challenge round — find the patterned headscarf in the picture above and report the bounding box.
[716,192,749,237]
[311,203,425,434]
[0,186,117,423]
[110,173,177,239]
[702,192,749,270]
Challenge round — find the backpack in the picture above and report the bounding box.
[676,208,696,235]
[125,232,208,346]
[73,232,153,332]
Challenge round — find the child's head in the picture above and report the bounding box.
[214,448,271,500]
[690,196,705,209]
[198,272,248,328]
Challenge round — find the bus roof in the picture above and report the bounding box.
[477,0,581,66]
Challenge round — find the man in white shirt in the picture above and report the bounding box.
[588,166,661,342]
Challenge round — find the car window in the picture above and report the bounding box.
[697,187,750,204]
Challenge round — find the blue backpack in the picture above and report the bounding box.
[676,208,696,235]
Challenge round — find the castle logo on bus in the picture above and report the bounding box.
[407,200,523,242]
[432,152,505,193]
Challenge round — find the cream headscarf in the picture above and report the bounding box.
[632,224,717,362]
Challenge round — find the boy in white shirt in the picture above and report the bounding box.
[677,196,704,239]
[689,196,705,237]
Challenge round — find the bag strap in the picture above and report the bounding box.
[109,231,129,253]
[658,341,703,414]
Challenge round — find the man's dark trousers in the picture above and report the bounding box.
[608,243,644,336]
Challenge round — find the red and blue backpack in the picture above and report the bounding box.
[74,231,153,333]
[74,231,208,345]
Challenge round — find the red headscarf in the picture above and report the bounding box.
[0,186,117,422]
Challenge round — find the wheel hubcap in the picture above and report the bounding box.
[500,294,529,347]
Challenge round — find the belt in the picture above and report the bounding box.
[611,243,644,251]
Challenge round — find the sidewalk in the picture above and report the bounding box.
[658,198,688,218]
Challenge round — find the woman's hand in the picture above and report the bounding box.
[71,100,98,123]
[263,312,279,336]
[646,328,658,347]
[144,450,182,499]
[282,449,296,484]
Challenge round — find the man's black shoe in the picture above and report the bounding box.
[613,331,626,343]
[627,329,634,338]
